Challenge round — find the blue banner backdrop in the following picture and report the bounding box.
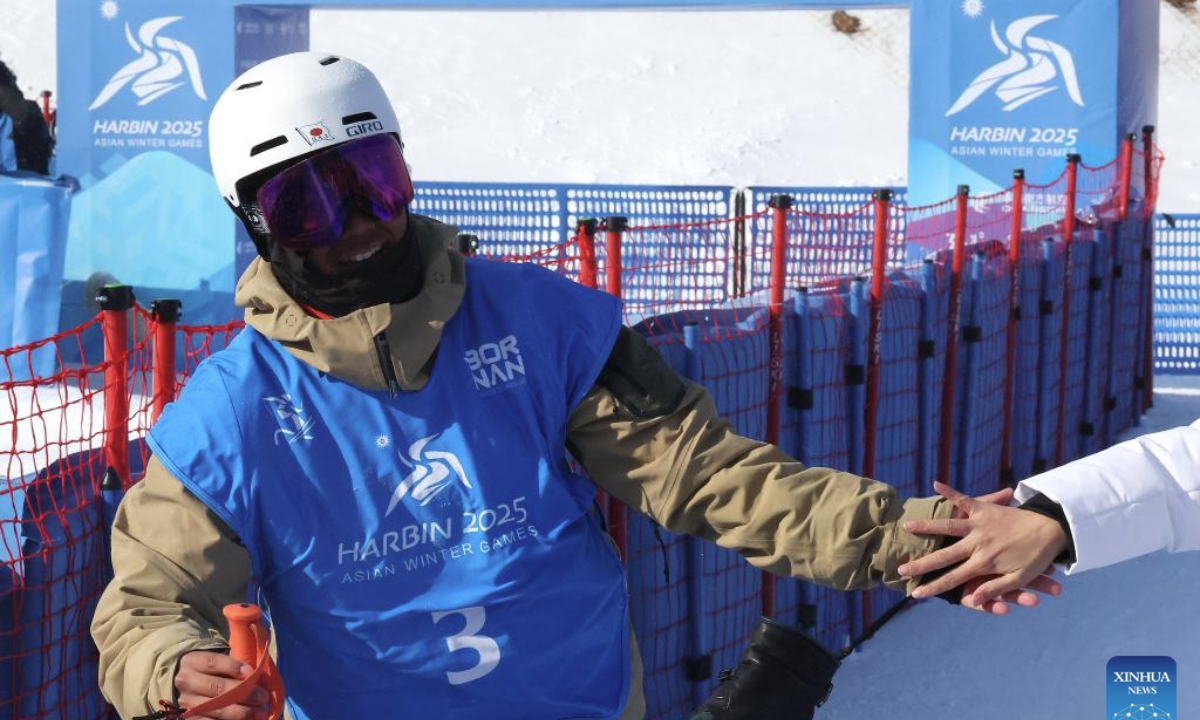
[58,0,237,329]
[908,0,1120,207]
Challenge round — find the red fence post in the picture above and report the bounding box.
[1001,170,1025,487]
[1055,155,1082,467]
[863,189,892,481]
[1118,133,1136,223]
[98,285,135,489]
[763,194,793,620]
[860,189,892,632]
[937,186,970,485]
[577,219,599,290]
[1141,126,1156,410]
[150,299,181,423]
[603,216,628,563]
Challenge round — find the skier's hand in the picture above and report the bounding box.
[174,651,269,720]
[898,482,1066,614]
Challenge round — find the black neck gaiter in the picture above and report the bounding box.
[267,227,425,317]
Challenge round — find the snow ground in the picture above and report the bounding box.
[0,5,1196,211]
[819,378,1200,719]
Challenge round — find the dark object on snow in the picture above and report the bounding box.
[832,10,862,35]
[688,617,839,720]
[1165,0,1195,12]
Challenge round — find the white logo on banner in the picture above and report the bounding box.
[946,14,1084,117]
[385,434,474,516]
[90,15,207,111]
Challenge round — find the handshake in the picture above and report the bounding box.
[899,482,1069,615]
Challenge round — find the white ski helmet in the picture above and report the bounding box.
[209,51,403,209]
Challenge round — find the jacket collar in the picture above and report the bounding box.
[234,214,466,392]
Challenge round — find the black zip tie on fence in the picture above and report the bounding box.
[962,325,983,343]
[844,364,865,386]
[788,387,814,410]
[1040,299,1055,316]
[918,340,936,359]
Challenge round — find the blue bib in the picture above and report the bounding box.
[147,260,629,720]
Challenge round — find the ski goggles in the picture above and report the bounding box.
[255,133,414,250]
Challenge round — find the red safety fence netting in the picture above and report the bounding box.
[3,311,152,720]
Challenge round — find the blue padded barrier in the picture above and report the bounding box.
[865,269,925,629]
[845,280,868,642]
[1036,239,1066,473]
[11,441,145,720]
[1009,232,1050,482]
[1106,214,1147,441]
[1080,230,1113,458]
[1058,234,1097,464]
[954,246,1011,496]
[788,287,856,653]
[0,174,76,382]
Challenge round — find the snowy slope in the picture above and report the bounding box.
[1,4,1196,210]
[818,380,1200,719]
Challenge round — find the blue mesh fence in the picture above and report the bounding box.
[1153,214,1200,374]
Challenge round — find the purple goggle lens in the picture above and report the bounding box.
[256,133,414,250]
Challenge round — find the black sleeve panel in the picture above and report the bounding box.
[1018,492,1078,565]
[594,327,688,419]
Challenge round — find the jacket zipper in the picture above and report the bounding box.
[374,332,401,398]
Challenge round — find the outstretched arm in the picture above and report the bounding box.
[1016,419,1200,572]
[904,418,1200,605]
[567,327,1057,610]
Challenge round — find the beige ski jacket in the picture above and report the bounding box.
[91,214,952,720]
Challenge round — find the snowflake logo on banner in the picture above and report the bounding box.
[89,16,207,110]
[945,14,1084,117]
[100,1,120,20]
[961,0,985,18]
[1112,705,1172,720]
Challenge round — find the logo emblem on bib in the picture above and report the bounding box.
[264,394,316,445]
[386,434,473,516]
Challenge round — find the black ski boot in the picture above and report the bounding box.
[688,617,839,720]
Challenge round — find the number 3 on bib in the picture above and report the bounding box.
[432,607,501,685]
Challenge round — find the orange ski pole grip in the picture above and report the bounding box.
[224,603,262,666]
[179,603,286,720]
